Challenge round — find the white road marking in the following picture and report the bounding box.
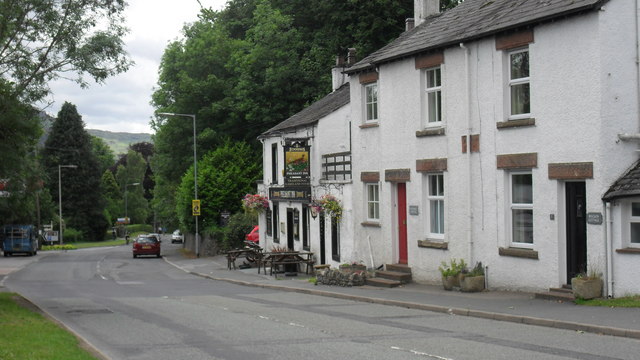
[391,346,454,360]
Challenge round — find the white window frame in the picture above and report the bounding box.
[364,82,378,122]
[424,66,442,127]
[509,171,533,247]
[508,48,530,120]
[425,173,445,239]
[624,200,640,248]
[365,183,380,222]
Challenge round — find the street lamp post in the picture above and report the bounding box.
[157,112,199,257]
[58,164,77,245]
[125,182,141,226]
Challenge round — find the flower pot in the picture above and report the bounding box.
[441,275,459,291]
[460,275,485,292]
[571,277,602,300]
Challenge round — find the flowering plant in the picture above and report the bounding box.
[318,194,342,221]
[242,194,269,214]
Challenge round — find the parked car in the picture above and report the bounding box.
[171,230,183,244]
[245,225,259,243]
[133,234,161,258]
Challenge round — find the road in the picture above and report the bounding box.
[4,242,639,360]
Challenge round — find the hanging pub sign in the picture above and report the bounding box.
[284,141,310,186]
[269,187,312,202]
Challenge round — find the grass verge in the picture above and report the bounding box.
[575,295,640,307]
[0,293,97,360]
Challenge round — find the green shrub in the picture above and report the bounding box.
[222,212,256,250]
[125,224,153,234]
[42,244,77,251]
[438,258,467,277]
[63,227,83,243]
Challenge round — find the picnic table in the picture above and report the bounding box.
[225,247,262,270]
[261,251,315,278]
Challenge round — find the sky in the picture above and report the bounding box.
[43,0,228,135]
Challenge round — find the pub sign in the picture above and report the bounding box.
[284,142,310,186]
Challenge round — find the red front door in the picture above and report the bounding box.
[398,183,408,264]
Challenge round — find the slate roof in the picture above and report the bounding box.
[345,0,607,74]
[260,83,350,137]
[603,161,640,201]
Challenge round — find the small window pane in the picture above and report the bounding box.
[510,51,529,79]
[512,209,533,243]
[510,83,530,115]
[427,68,441,88]
[427,92,441,123]
[429,174,443,196]
[430,199,444,234]
[512,174,532,204]
[632,203,640,217]
[631,223,640,243]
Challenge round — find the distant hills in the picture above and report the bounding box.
[87,129,152,156]
[38,111,152,156]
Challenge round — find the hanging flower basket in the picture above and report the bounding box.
[242,194,269,215]
[318,194,343,221]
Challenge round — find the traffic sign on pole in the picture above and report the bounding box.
[192,200,201,216]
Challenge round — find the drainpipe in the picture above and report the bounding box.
[460,42,474,265]
[605,202,614,298]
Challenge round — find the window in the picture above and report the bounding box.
[366,183,380,221]
[425,66,442,125]
[510,172,533,245]
[272,203,279,242]
[509,48,530,118]
[271,143,278,184]
[265,207,273,236]
[364,82,378,122]
[629,202,640,246]
[427,174,444,237]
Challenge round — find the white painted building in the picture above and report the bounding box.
[342,0,640,295]
[257,58,355,267]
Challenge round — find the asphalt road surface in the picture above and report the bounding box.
[4,242,639,360]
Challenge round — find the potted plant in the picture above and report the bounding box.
[318,194,343,221]
[438,258,466,290]
[571,270,602,300]
[459,262,485,292]
[242,194,269,215]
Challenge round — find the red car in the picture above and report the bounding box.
[245,225,259,243]
[133,234,161,258]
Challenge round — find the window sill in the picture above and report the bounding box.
[416,127,445,137]
[616,247,640,254]
[359,122,379,129]
[361,221,381,228]
[417,239,448,250]
[496,118,536,129]
[498,247,538,259]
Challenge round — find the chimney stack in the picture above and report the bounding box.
[347,48,357,66]
[332,50,355,91]
[406,18,415,31]
[415,0,439,26]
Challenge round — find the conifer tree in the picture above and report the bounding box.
[42,102,108,241]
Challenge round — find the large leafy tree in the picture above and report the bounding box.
[0,0,132,102]
[115,150,148,224]
[41,102,107,241]
[175,141,260,231]
[100,170,120,225]
[91,136,116,175]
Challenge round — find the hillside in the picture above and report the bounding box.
[87,129,152,156]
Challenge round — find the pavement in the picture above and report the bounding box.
[162,249,640,341]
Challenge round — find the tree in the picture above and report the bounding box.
[115,150,148,224]
[441,0,464,11]
[91,136,116,175]
[41,102,107,241]
[100,170,120,225]
[175,141,261,231]
[0,0,132,102]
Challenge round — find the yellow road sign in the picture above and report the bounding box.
[192,200,201,216]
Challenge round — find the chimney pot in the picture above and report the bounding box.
[406,18,415,31]
[347,48,357,65]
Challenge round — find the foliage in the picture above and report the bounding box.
[41,102,108,242]
[242,194,269,214]
[575,295,640,308]
[441,0,465,11]
[462,262,484,277]
[124,224,153,234]
[0,293,95,360]
[318,194,342,221]
[41,244,77,251]
[87,129,151,156]
[91,136,116,175]
[101,170,121,224]
[63,228,84,243]
[115,150,148,224]
[175,140,260,231]
[438,258,467,277]
[0,0,132,102]
[221,212,256,250]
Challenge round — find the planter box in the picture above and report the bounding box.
[460,275,485,292]
[441,275,460,291]
[571,278,602,300]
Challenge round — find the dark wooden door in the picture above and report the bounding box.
[286,208,294,250]
[566,182,587,283]
[319,211,326,264]
[398,183,408,264]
